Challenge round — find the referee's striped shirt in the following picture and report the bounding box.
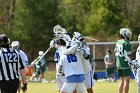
[0,48,24,81]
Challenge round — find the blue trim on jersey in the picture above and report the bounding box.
[66,74,85,83]
[90,71,93,87]
[81,48,86,55]
[54,51,60,63]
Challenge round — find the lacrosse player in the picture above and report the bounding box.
[135,34,140,93]
[11,41,29,67]
[58,39,85,93]
[64,32,94,93]
[30,51,47,82]
[114,28,132,93]
[50,39,66,92]
[81,43,94,93]
[36,51,47,82]
[11,41,28,93]
[104,49,116,82]
[52,25,72,92]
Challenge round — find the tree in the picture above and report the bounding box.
[84,0,125,41]
[57,0,92,34]
[12,0,58,60]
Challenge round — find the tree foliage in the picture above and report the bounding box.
[0,0,140,60]
[11,0,58,60]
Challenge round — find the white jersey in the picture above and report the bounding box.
[18,50,28,66]
[59,52,84,77]
[136,45,140,63]
[135,45,140,93]
[54,46,67,75]
[80,47,92,74]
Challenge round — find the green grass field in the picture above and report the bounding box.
[25,71,137,93]
[26,80,137,93]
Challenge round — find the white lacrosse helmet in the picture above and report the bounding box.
[11,41,20,50]
[39,51,44,56]
[120,28,132,40]
[73,32,84,41]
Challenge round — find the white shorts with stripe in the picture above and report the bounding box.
[56,75,66,90]
[61,82,85,93]
[84,71,94,89]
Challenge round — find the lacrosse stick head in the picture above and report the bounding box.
[53,25,67,34]
[53,25,69,40]
[120,28,132,40]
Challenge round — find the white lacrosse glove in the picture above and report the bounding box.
[49,39,56,48]
[77,48,84,55]
[36,65,40,69]
[129,60,140,70]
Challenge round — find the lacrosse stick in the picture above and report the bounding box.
[53,25,67,34]
[34,47,52,64]
[84,36,98,41]
[124,51,140,77]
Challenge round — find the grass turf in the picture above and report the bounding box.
[26,79,137,93]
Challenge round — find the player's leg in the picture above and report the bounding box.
[17,81,21,93]
[118,69,124,93]
[17,72,22,93]
[110,67,116,82]
[60,82,77,93]
[76,83,85,93]
[56,75,65,92]
[123,76,130,93]
[136,69,140,93]
[106,68,111,82]
[84,71,94,93]
[119,77,124,93]
[38,72,44,81]
[121,68,131,93]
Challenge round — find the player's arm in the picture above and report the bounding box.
[57,56,64,75]
[19,56,27,92]
[104,56,110,65]
[63,45,77,55]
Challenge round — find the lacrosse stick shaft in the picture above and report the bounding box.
[84,36,98,41]
[36,47,52,63]
[124,51,136,77]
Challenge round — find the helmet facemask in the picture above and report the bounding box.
[120,28,132,40]
[11,41,20,50]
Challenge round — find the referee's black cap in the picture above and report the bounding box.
[0,34,10,45]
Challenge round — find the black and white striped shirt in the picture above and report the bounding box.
[0,48,24,81]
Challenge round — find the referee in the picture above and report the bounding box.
[0,34,27,93]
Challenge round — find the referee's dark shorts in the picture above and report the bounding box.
[0,79,19,93]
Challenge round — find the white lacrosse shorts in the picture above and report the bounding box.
[61,82,85,93]
[84,71,94,89]
[56,75,66,90]
[136,69,140,84]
